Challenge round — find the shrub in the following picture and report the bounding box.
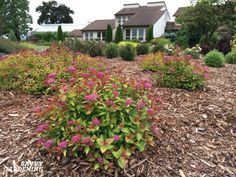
[105,25,113,43]
[146,25,154,42]
[225,51,236,64]
[118,41,138,48]
[151,38,172,54]
[136,43,149,55]
[86,41,105,57]
[119,44,136,61]
[184,45,202,59]
[204,50,225,67]
[8,30,17,42]
[231,36,236,51]
[34,67,160,170]
[140,53,208,90]
[0,39,24,54]
[0,45,106,94]
[115,24,123,43]
[57,25,64,41]
[105,43,118,59]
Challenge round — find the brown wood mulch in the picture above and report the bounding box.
[0,57,235,177]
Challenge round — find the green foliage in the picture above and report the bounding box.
[136,43,149,55]
[105,25,113,43]
[34,67,159,170]
[0,39,24,54]
[204,50,225,67]
[231,36,236,51]
[225,51,236,64]
[115,24,123,43]
[119,44,136,61]
[151,38,173,55]
[140,53,208,90]
[118,41,138,48]
[146,25,154,42]
[0,0,32,40]
[32,32,56,42]
[57,25,64,41]
[175,30,189,49]
[105,43,118,59]
[184,45,202,59]
[8,30,17,42]
[36,0,74,24]
[86,41,105,57]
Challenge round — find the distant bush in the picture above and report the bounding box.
[86,41,105,57]
[118,41,138,48]
[105,43,118,59]
[0,39,25,54]
[32,32,68,42]
[184,45,202,59]
[225,51,236,64]
[8,30,17,42]
[140,53,208,90]
[204,50,225,67]
[136,43,149,55]
[119,44,136,61]
[151,38,172,50]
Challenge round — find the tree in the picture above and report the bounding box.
[176,0,236,46]
[8,30,17,41]
[36,1,74,24]
[146,25,154,42]
[106,25,113,43]
[57,25,63,41]
[0,0,32,40]
[114,24,123,43]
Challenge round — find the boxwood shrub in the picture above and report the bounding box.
[136,43,149,55]
[105,43,119,59]
[225,51,236,64]
[119,44,136,61]
[204,50,225,67]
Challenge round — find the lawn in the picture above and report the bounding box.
[0,53,235,176]
[20,42,50,51]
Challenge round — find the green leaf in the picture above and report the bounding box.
[63,149,67,156]
[121,128,130,134]
[118,157,126,169]
[94,163,100,170]
[112,149,122,159]
[100,146,107,153]
[136,133,142,141]
[84,146,90,155]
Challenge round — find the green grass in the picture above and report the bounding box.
[20,42,50,51]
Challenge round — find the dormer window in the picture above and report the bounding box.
[117,16,130,25]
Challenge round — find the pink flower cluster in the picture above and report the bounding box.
[36,123,48,133]
[84,93,99,101]
[91,118,101,126]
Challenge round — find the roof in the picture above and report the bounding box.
[173,7,188,17]
[122,6,166,27]
[69,29,82,37]
[81,19,115,31]
[165,22,181,31]
[33,24,85,32]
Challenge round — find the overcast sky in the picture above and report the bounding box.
[29,0,190,29]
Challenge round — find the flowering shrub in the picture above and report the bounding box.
[140,53,208,90]
[184,45,202,59]
[225,51,236,64]
[204,50,225,67]
[34,67,160,170]
[0,45,106,94]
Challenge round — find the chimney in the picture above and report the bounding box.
[147,1,165,7]
[123,3,140,8]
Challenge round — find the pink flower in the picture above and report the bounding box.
[36,123,48,133]
[155,96,162,103]
[151,125,159,136]
[67,120,75,126]
[113,91,119,98]
[47,73,57,78]
[72,134,81,143]
[106,100,115,107]
[97,72,104,79]
[33,106,41,113]
[76,51,80,55]
[44,139,54,149]
[69,77,76,83]
[80,73,90,78]
[37,138,45,145]
[82,137,92,146]
[147,108,155,116]
[84,93,99,101]
[58,141,68,149]
[125,99,133,106]
[144,82,152,89]
[91,118,101,126]
[46,78,55,85]
[68,66,77,73]
[114,135,120,142]
[97,157,103,164]
[137,102,145,109]
[87,81,96,89]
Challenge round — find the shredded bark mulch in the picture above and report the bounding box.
[0,58,235,177]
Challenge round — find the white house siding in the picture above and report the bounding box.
[82,31,106,41]
[153,11,170,38]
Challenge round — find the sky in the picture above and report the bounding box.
[29,0,190,29]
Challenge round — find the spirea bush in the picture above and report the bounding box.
[0,45,106,94]
[119,44,136,61]
[136,43,149,55]
[34,67,160,170]
[184,45,201,59]
[204,50,225,67]
[105,43,119,59]
[140,53,209,90]
[225,51,236,64]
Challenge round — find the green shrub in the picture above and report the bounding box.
[140,53,208,90]
[204,50,225,67]
[118,41,138,48]
[119,44,136,61]
[87,41,105,57]
[136,43,149,55]
[146,25,154,42]
[57,25,64,41]
[105,43,118,59]
[115,24,123,43]
[0,39,24,54]
[225,51,236,64]
[105,25,113,43]
[151,38,172,54]
[184,45,202,59]
[8,30,17,42]
[231,36,236,51]
[34,67,160,170]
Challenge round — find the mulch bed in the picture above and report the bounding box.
[0,57,235,177]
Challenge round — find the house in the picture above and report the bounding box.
[81,1,170,42]
[68,29,83,40]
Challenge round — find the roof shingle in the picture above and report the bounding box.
[81,19,115,31]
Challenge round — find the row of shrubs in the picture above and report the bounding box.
[204,50,236,67]
[0,39,26,54]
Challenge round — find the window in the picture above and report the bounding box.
[118,16,122,25]
[102,32,106,41]
[97,32,101,41]
[132,29,137,40]
[138,29,144,41]
[85,32,89,40]
[126,29,130,40]
[90,32,93,40]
